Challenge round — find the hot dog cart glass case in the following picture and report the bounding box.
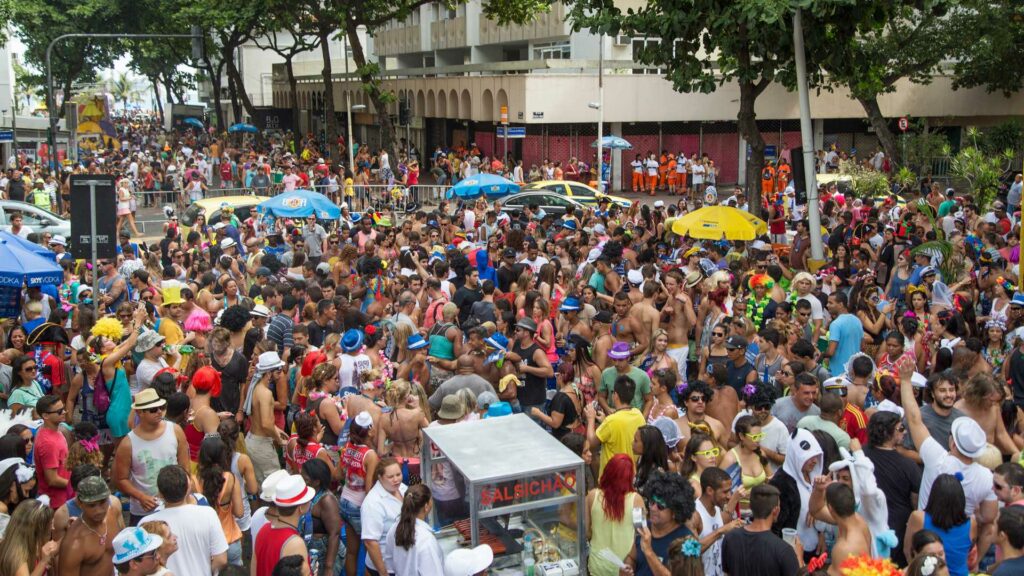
[422,414,586,575]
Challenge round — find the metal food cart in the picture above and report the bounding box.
[422,414,586,575]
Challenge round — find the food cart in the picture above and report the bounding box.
[422,414,586,575]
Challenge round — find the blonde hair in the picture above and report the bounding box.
[0,500,53,576]
[441,302,459,322]
[648,328,668,356]
[360,368,382,390]
[385,379,412,408]
[411,382,432,421]
[792,272,816,290]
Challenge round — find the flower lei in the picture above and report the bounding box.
[838,554,900,576]
[806,553,828,573]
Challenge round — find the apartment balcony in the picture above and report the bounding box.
[431,17,467,51]
[375,25,424,57]
[478,3,569,45]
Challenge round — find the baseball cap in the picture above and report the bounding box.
[593,310,614,324]
[725,335,748,350]
[77,475,111,503]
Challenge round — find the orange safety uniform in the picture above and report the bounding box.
[761,165,777,196]
[666,157,678,191]
[631,159,645,192]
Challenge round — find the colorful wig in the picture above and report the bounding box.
[184,308,213,333]
[748,273,775,291]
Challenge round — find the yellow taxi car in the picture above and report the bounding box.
[521,180,632,209]
[179,195,270,238]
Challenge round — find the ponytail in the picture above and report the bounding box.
[394,484,432,549]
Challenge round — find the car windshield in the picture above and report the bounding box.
[180,204,204,227]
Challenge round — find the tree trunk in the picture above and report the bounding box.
[738,79,766,218]
[150,77,164,123]
[228,72,242,127]
[286,57,302,155]
[319,31,340,163]
[348,26,398,164]
[203,55,226,132]
[858,95,899,167]
[225,53,259,122]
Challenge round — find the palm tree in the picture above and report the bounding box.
[107,72,143,111]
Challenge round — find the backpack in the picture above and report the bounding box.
[93,370,112,415]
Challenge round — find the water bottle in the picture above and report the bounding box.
[523,534,535,576]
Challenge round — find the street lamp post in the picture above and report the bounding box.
[792,9,824,266]
[593,34,604,192]
[46,30,203,174]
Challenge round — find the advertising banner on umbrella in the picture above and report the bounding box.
[257,190,341,219]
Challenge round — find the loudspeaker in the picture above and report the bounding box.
[791,147,808,205]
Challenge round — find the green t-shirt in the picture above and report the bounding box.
[938,199,957,217]
[599,366,652,410]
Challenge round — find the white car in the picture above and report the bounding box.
[0,200,71,238]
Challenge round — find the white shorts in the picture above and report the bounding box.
[666,345,689,386]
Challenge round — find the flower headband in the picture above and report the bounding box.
[987,318,1007,331]
[680,538,701,558]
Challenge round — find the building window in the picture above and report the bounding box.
[631,38,661,75]
[533,41,571,60]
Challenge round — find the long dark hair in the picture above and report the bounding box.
[735,415,769,469]
[394,484,432,549]
[635,425,669,490]
[925,474,968,530]
[198,436,228,507]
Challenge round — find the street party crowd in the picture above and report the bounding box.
[2,119,1024,576]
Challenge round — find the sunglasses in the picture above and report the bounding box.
[687,395,705,403]
[712,332,725,337]
[22,364,37,371]
[744,432,766,441]
[142,406,166,414]
[44,407,67,415]
[753,404,771,411]
[695,447,721,458]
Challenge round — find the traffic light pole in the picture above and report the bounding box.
[46,29,204,175]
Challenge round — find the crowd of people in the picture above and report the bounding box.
[1,116,1024,576]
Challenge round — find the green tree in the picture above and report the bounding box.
[950,0,1024,96]
[252,4,321,154]
[566,0,803,215]
[106,71,143,110]
[12,0,120,118]
[801,0,957,167]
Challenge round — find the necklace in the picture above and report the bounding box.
[80,514,109,546]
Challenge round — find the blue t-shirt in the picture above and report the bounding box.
[993,555,1024,576]
[633,524,693,576]
[828,313,864,376]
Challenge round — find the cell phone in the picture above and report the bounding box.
[632,507,644,529]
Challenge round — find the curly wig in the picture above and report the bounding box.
[641,468,696,524]
[219,304,251,332]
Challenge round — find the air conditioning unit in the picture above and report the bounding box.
[614,34,631,47]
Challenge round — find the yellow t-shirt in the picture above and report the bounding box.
[158,317,184,345]
[596,407,646,476]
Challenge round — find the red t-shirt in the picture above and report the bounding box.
[35,427,73,509]
[841,404,868,445]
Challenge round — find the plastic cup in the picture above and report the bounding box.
[782,528,798,545]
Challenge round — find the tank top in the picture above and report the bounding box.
[339,442,371,505]
[230,452,252,531]
[427,322,456,360]
[286,435,325,472]
[97,274,126,313]
[308,397,339,447]
[254,524,301,576]
[536,318,558,363]
[209,472,242,544]
[184,420,205,462]
[696,499,724,576]
[511,341,546,406]
[923,514,971,576]
[589,491,640,576]
[127,423,180,516]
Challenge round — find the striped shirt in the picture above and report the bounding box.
[266,313,295,354]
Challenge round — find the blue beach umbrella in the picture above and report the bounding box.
[446,173,519,200]
[257,189,341,220]
[227,123,259,134]
[591,135,633,150]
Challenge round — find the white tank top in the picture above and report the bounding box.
[696,499,724,576]
[230,452,252,531]
[128,422,179,516]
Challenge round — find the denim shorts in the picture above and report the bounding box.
[339,498,362,534]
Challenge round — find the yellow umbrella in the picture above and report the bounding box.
[670,205,768,241]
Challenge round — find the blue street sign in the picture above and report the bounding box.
[764,145,778,159]
[497,126,526,138]
[0,130,12,143]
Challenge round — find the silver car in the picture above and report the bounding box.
[0,200,72,238]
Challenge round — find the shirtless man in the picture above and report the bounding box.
[611,291,647,358]
[704,364,740,436]
[809,479,871,575]
[53,466,122,541]
[58,476,125,576]
[954,372,1020,456]
[661,270,696,385]
[592,310,616,371]
[633,282,662,346]
[675,380,727,447]
[246,351,290,485]
[557,298,593,343]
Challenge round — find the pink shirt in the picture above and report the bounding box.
[35,427,73,509]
